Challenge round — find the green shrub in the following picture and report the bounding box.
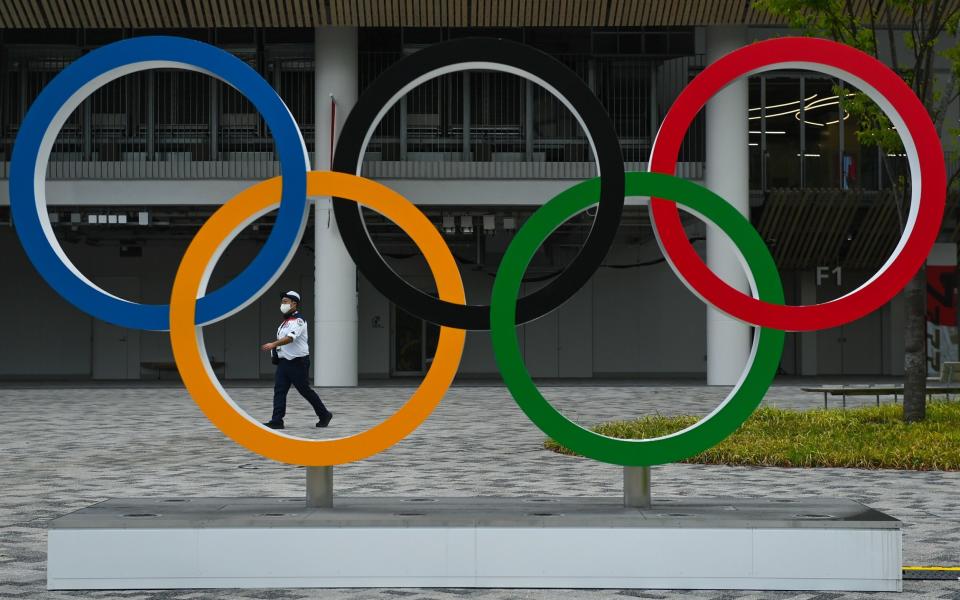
[544,403,960,470]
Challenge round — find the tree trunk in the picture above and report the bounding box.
[903,264,927,422]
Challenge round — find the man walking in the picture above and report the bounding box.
[261,290,333,430]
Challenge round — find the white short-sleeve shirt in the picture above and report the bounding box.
[276,312,310,359]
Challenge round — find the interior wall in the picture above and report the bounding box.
[0,232,93,377]
[0,221,900,380]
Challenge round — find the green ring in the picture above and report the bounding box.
[490,172,785,466]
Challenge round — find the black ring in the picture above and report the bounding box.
[332,37,624,330]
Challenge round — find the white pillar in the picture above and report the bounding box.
[313,27,358,387]
[704,26,751,385]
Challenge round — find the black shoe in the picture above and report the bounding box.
[316,412,333,428]
[263,420,284,429]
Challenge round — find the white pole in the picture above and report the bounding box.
[704,26,751,386]
[313,27,358,387]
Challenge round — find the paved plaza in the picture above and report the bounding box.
[1,382,958,599]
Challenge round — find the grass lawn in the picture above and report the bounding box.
[544,402,960,470]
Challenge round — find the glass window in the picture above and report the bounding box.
[841,82,868,190]
[839,81,889,191]
[802,76,841,188]
[761,76,802,188]
[393,305,423,374]
[595,58,651,163]
[749,77,762,190]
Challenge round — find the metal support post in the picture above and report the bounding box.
[525,80,534,161]
[623,466,651,509]
[839,81,845,189]
[799,75,805,187]
[462,73,471,160]
[146,71,156,161]
[649,62,658,158]
[272,58,282,161]
[306,466,333,508]
[82,98,92,161]
[399,92,408,161]
[209,78,218,162]
[760,75,766,192]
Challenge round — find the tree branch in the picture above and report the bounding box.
[882,2,901,72]
[948,162,960,191]
[932,71,958,127]
[866,0,881,57]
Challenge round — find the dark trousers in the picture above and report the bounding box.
[271,356,329,423]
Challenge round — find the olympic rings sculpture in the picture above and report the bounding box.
[9,35,945,467]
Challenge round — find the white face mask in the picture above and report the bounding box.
[280,302,293,314]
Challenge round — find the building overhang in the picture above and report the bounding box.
[0,0,923,30]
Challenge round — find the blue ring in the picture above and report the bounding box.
[9,36,309,331]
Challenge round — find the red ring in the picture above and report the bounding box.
[649,37,945,332]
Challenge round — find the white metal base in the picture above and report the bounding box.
[47,497,902,591]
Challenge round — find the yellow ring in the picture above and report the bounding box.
[169,171,466,466]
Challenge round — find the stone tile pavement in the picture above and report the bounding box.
[0,383,958,599]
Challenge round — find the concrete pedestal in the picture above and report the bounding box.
[48,496,900,591]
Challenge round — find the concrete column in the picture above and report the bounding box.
[704,26,750,386]
[314,27,358,387]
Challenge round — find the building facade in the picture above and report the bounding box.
[0,1,957,382]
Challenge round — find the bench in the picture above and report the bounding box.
[801,384,960,409]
